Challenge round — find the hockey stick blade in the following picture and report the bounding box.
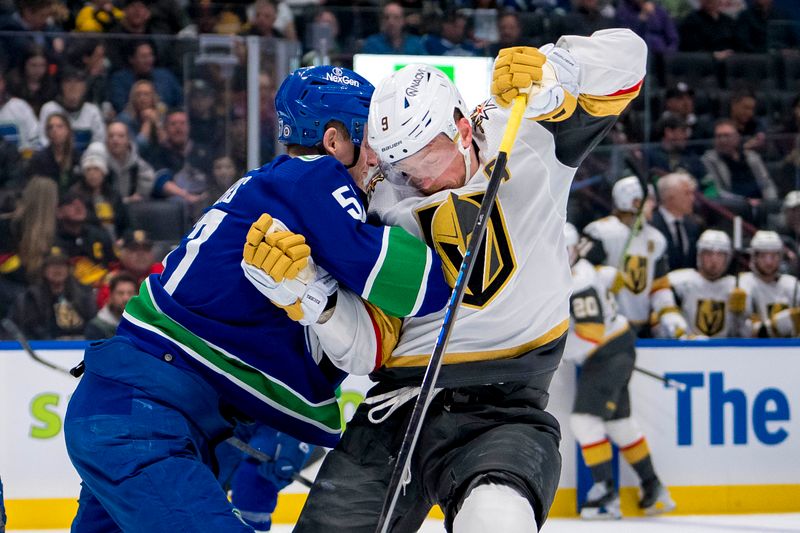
[634,365,687,391]
[2,318,75,375]
[375,94,527,533]
[224,435,315,488]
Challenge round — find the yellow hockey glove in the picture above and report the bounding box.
[491,46,546,108]
[244,213,311,282]
[242,213,337,325]
[728,287,747,314]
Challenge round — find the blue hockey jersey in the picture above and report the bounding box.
[119,154,450,446]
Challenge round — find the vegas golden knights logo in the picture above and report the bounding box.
[623,255,648,294]
[416,191,516,309]
[696,299,725,336]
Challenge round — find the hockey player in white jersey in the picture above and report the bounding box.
[0,71,39,154]
[668,230,751,338]
[245,29,648,532]
[582,175,688,338]
[740,230,800,337]
[564,223,675,520]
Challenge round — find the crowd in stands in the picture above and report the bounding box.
[0,0,798,340]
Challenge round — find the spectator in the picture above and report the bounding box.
[652,172,702,270]
[64,39,112,116]
[701,119,778,204]
[85,272,137,339]
[423,9,480,56]
[39,67,105,153]
[727,89,766,153]
[117,79,165,150]
[615,0,679,55]
[107,0,153,35]
[660,83,713,145]
[109,40,182,113]
[679,0,737,58]
[0,68,40,156]
[54,190,115,286]
[5,45,57,116]
[74,0,123,32]
[0,0,62,71]
[550,0,614,38]
[777,190,800,273]
[102,122,156,203]
[736,0,797,53]
[145,110,213,220]
[200,155,238,210]
[486,12,531,57]
[7,247,96,340]
[361,2,427,55]
[95,229,162,308]
[0,137,22,196]
[147,0,189,35]
[243,0,285,38]
[187,79,222,151]
[302,9,343,66]
[0,176,57,315]
[70,146,128,239]
[27,112,82,192]
[646,114,706,179]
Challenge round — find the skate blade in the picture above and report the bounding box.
[580,507,622,521]
[644,498,677,516]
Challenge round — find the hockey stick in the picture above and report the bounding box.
[2,318,76,375]
[634,365,686,391]
[224,435,315,488]
[375,94,528,533]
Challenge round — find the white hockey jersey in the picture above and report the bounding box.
[39,100,105,152]
[668,269,750,338]
[582,215,683,333]
[564,259,630,364]
[740,271,799,337]
[349,29,648,386]
[0,97,39,152]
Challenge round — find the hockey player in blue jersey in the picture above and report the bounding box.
[63,65,451,532]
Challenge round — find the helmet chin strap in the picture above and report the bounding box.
[345,145,361,170]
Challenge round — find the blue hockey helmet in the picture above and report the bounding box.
[275,66,374,148]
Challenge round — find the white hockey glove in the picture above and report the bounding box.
[523,44,581,122]
[242,214,338,325]
[658,310,689,339]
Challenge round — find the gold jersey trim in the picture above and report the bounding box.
[385,318,569,368]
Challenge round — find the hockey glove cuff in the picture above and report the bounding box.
[728,287,747,314]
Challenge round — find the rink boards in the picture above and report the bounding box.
[1,339,799,529]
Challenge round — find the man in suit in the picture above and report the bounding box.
[653,172,702,270]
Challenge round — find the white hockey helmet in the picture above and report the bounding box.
[612,176,645,213]
[749,230,783,253]
[697,229,732,254]
[368,64,471,185]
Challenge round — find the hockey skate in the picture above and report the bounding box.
[639,479,676,515]
[580,480,621,520]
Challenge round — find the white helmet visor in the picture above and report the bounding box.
[378,133,463,193]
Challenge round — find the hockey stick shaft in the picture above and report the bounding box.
[375,95,527,533]
[2,318,75,375]
[224,436,315,488]
[634,365,686,391]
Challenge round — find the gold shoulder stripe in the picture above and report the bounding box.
[0,254,21,274]
[362,301,402,369]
